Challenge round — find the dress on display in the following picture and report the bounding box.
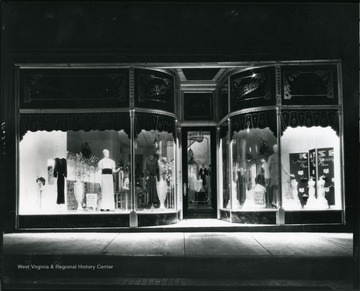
[317,177,329,209]
[305,178,317,209]
[146,158,159,205]
[283,179,302,209]
[53,158,67,204]
[98,158,116,210]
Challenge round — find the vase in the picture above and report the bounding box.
[74,181,85,210]
[156,177,167,209]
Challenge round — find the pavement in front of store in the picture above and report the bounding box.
[1,220,354,291]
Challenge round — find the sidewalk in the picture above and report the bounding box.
[2,228,354,290]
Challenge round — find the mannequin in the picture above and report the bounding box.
[305,176,317,208]
[98,149,120,211]
[283,177,302,209]
[36,177,46,209]
[54,157,67,206]
[146,154,160,207]
[317,175,329,209]
[157,156,171,209]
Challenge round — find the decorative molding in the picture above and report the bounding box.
[134,108,178,120]
[218,106,277,126]
[19,108,130,114]
[230,110,277,137]
[129,67,135,108]
[276,65,281,105]
[282,66,338,105]
[180,121,217,127]
[280,105,341,110]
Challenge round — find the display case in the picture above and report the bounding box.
[17,67,180,229]
[134,114,176,212]
[134,112,178,226]
[219,110,278,224]
[218,63,343,225]
[280,109,342,224]
[19,113,131,216]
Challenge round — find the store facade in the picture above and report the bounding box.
[4,61,345,229]
[0,3,357,232]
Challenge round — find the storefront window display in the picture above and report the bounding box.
[230,127,277,210]
[19,129,131,214]
[134,130,176,211]
[280,126,341,210]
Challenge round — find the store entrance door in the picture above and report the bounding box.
[182,127,217,219]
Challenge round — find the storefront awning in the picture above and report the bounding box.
[20,112,130,139]
[134,113,176,137]
[281,109,339,136]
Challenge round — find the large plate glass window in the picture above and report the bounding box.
[228,110,277,210]
[134,113,176,212]
[280,110,341,210]
[19,113,131,214]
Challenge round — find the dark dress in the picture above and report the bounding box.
[54,158,67,204]
[146,158,160,204]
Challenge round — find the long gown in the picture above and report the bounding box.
[283,180,302,209]
[305,178,317,209]
[317,178,329,209]
[98,158,116,210]
[146,158,160,205]
[54,158,67,205]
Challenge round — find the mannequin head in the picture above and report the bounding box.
[272,144,278,153]
[36,177,46,186]
[103,149,110,158]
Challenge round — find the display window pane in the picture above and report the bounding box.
[230,127,277,210]
[281,126,341,210]
[19,130,130,214]
[134,130,176,211]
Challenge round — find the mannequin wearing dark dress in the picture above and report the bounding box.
[146,154,160,205]
[54,158,67,204]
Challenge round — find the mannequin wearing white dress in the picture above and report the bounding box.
[317,175,329,209]
[157,157,171,209]
[98,149,120,211]
[305,177,317,208]
[283,178,302,209]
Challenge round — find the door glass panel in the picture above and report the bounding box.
[187,131,212,210]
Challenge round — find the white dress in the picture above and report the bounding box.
[98,158,116,210]
[305,179,317,209]
[283,180,302,209]
[317,178,329,209]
